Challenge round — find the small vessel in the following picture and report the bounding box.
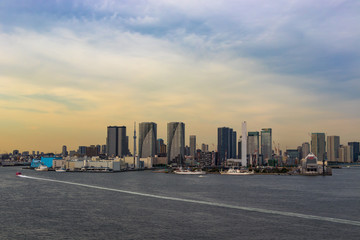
[220,168,254,175]
[174,167,206,175]
[55,168,66,173]
[35,164,48,171]
[16,172,22,176]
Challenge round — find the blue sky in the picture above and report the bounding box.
[0,0,359,152]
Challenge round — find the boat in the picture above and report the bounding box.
[174,167,206,175]
[16,172,22,176]
[220,168,254,175]
[35,164,48,171]
[55,168,66,173]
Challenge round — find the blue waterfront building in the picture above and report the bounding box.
[31,156,62,168]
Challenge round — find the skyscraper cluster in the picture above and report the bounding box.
[219,124,273,166]
[102,123,359,167]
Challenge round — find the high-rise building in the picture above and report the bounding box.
[62,145,68,157]
[218,127,237,163]
[185,145,190,156]
[261,128,272,162]
[86,145,98,157]
[190,135,196,158]
[347,145,353,163]
[22,151,29,156]
[201,143,209,153]
[160,144,167,157]
[101,145,107,155]
[286,149,300,166]
[339,145,353,163]
[157,139,167,157]
[242,121,247,164]
[96,145,101,155]
[106,126,128,157]
[69,150,76,157]
[348,142,359,162]
[327,136,340,162]
[302,142,310,159]
[311,133,326,162]
[231,131,237,159]
[78,146,87,156]
[238,139,242,159]
[167,122,185,164]
[297,146,303,160]
[248,131,259,166]
[157,139,164,155]
[138,122,157,158]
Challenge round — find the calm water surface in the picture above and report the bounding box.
[0,167,359,239]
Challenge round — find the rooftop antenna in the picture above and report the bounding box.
[133,121,136,168]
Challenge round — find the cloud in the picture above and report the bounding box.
[0,0,360,151]
[1,106,48,114]
[25,94,91,111]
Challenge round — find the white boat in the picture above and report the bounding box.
[174,167,206,175]
[55,168,66,173]
[35,164,48,171]
[220,168,254,175]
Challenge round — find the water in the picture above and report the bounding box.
[1,167,359,239]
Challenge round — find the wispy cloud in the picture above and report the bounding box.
[25,94,91,111]
[1,106,48,114]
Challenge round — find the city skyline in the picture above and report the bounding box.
[4,122,359,165]
[1,1,360,152]
[2,120,360,155]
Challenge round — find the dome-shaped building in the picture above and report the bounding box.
[301,152,319,174]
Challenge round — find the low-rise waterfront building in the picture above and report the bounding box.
[31,156,62,168]
[65,158,122,172]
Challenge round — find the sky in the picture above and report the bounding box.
[1,0,360,153]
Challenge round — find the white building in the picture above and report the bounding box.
[241,121,247,164]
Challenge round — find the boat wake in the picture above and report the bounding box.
[17,174,360,227]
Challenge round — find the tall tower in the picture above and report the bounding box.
[242,121,247,164]
[311,133,326,162]
[139,122,157,158]
[247,131,259,166]
[167,122,185,165]
[327,136,340,162]
[348,142,359,162]
[106,126,128,157]
[261,128,272,163]
[302,142,310,159]
[190,135,196,158]
[217,127,231,164]
[107,126,118,157]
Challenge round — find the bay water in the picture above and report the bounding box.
[1,166,359,239]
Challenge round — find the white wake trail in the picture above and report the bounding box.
[18,174,360,227]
